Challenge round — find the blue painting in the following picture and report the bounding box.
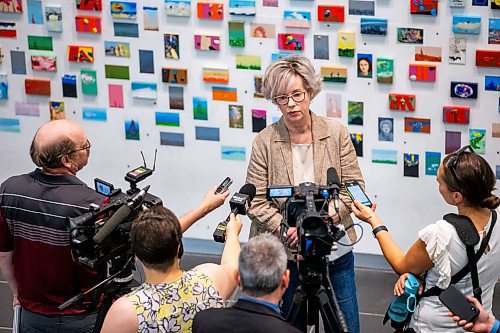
[221,146,246,161]
[372,149,397,164]
[131,82,157,100]
[360,17,387,35]
[0,118,20,132]
[83,107,107,122]
[195,126,220,141]
[425,151,441,176]
[452,16,481,34]
[125,119,140,140]
[110,1,137,19]
[27,0,44,24]
[160,132,185,146]
[113,22,139,37]
[485,76,500,91]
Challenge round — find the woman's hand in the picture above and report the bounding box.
[351,200,378,227]
[285,227,298,248]
[394,273,423,297]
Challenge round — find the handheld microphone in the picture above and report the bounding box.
[213,184,256,243]
[327,167,341,213]
[93,185,150,244]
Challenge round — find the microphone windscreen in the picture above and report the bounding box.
[327,167,340,186]
[93,204,132,244]
[239,183,257,201]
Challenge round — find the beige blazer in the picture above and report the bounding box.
[245,112,364,243]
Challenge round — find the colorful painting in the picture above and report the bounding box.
[254,76,264,98]
[404,153,419,177]
[83,107,107,122]
[453,16,481,34]
[492,123,500,138]
[0,22,16,38]
[221,146,246,161]
[372,149,397,164]
[360,18,387,35]
[25,78,50,96]
[425,152,441,176]
[104,41,130,57]
[415,46,442,62]
[409,64,436,82]
[252,109,266,132]
[197,2,223,20]
[278,33,304,51]
[195,126,220,141]
[30,51,56,71]
[110,1,137,19]
[0,0,22,13]
[389,93,416,111]
[62,75,77,98]
[397,28,423,44]
[485,76,500,91]
[410,0,438,15]
[194,35,220,51]
[165,0,191,17]
[75,15,101,33]
[67,45,94,63]
[404,117,431,133]
[143,6,159,31]
[164,34,180,59]
[349,0,375,15]
[283,10,311,28]
[193,97,208,120]
[338,31,355,57]
[469,129,486,154]
[212,86,237,101]
[475,50,500,67]
[108,84,124,108]
[77,0,102,10]
[113,22,138,37]
[27,0,44,24]
[350,133,363,157]
[49,101,65,120]
[357,53,372,78]
[160,132,184,147]
[81,69,97,95]
[378,117,394,141]
[445,131,461,154]
[162,68,188,84]
[45,5,62,32]
[0,118,20,132]
[317,5,344,22]
[236,55,261,70]
[229,104,244,128]
[202,67,229,84]
[125,120,140,140]
[28,35,52,51]
[131,82,157,100]
[321,66,347,83]
[488,18,500,44]
[450,81,478,99]
[376,58,393,83]
[0,74,7,100]
[155,112,180,127]
[443,106,470,124]
[229,0,256,15]
[449,37,466,64]
[228,21,245,47]
[348,101,364,125]
[250,23,275,38]
[105,64,130,80]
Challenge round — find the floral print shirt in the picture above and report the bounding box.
[126,269,223,332]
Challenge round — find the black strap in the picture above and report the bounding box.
[422,210,496,300]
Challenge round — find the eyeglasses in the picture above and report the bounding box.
[68,139,92,155]
[273,91,306,106]
[446,145,475,193]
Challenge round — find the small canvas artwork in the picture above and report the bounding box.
[77,0,102,10]
[404,153,419,177]
[197,2,223,20]
[317,5,344,23]
[283,10,311,28]
[397,28,423,44]
[278,33,304,51]
[410,0,438,15]
[376,58,393,83]
[139,50,155,74]
[314,35,329,60]
[75,15,101,33]
[326,93,342,118]
[271,51,293,62]
[27,0,44,25]
[409,64,436,82]
[81,69,97,95]
[113,22,138,37]
[250,23,275,38]
[165,0,191,17]
[0,74,7,99]
[425,152,441,176]
[212,86,237,101]
[252,109,266,132]
[144,7,159,31]
[492,123,500,138]
[162,68,188,84]
[28,35,53,51]
[164,34,180,59]
[321,66,347,83]
[450,81,478,99]
[415,46,442,62]
[195,126,220,141]
[348,101,364,125]
[160,132,185,147]
[45,5,62,32]
[449,0,465,7]
[350,133,363,157]
[360,18,387,35]
[203,67,229,84]
[49,101,65,120]
[236,55,261,70]
[404,117,431,133]
[11,50,26,74]
[229,104,244,128]
[472,0,488,6]
[357,53,373,78]
[469,129,486,154]
[349,0,375,15]
[169,86,184,110]
[489,18,500,44]
[229,0,256,15]
[105,65,130,80]
[30,51,56,71]
[15,102,39,117]
[110,1,137,19]
[443,106,470,124]
[445,131,461,154]
[194,35,220,51]
[125,120,140,140]
[485,76,500,91]
[254,76,264,98]
[25,78,51,96]
[0,0,22,12]
[0,118,20,132]
[475,50,500,67]
[448,38,466,64]
[108,84,124,108]
[0,22,16,38]
[193,97,208,120]
[155,112,180,127]
[389,93,416,111]
[492,0,500,9]
[338,31,355,57]
[263,0,278,7]
[62,75,77,98]
[372,149,397,164]
[67,45,94,63]
[378,117,394,141]
[104,41,130,57]
[228,21,245,47]
[221,146,246,161]
[453,16,481,34]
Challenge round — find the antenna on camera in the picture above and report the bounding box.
[141,151,147,168]
[152,149,157,172]
[125,150,157,194]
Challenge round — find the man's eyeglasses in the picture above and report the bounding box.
[68,139,92,155]
[273,91,306,106]
[446,145,475,193]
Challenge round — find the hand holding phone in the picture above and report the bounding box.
[344,181,372,207]
[215,177,233,194]
[439,285,479,323]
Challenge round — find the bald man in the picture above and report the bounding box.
[0,119,104,332]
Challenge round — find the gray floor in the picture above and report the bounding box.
[1,253,499,333]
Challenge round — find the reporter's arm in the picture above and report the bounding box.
[0,251,19,307]
[448,296,496,333]
[100,297,138,333]
[178,187,229,233]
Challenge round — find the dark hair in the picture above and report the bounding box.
[30,133,76,169]
[442,152,499,209]
[357,57,372,73]
[131,206,182,272]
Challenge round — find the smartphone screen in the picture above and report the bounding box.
[346,183,372,207]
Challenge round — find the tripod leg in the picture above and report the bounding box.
[317,287,349,333]
[92,296,113,333]
[287,287,306,331]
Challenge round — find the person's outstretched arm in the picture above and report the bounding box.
[448,296,497,333]
[178,186,229,233]
[100,297,138,333]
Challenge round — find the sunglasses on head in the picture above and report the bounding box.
[446,145,475,193]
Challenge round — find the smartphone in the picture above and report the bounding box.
[215,177,233,194]
[344,181,372,207]
[439,285,479,322]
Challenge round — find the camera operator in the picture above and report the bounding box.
[100,206,243,332]
[246,55,365,332]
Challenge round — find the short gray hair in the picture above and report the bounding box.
[261,55,322,103]
[239,233,287,297]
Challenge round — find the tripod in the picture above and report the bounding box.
[287,257,349,333]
